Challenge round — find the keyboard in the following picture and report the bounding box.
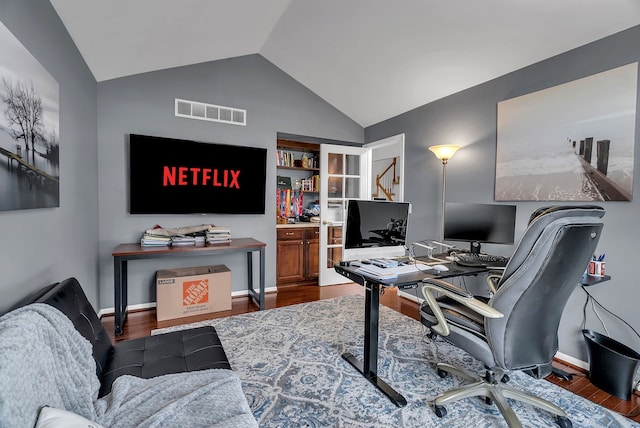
[454,253,509,268]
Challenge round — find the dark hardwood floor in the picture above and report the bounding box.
[100,283,640,423]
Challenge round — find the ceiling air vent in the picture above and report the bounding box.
[175,98,246,126]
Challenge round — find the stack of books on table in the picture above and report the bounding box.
[140,232,171,247]
[140,224,212,247]
[206,226,231,244]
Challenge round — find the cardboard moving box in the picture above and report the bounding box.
[156,265,231,321]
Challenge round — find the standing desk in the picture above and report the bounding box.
[334,263,490,407]
[112,238,266,336]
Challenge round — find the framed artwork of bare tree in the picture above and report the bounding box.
[495,62,637,202]
[0,20,59,212]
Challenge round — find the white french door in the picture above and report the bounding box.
[318,144,368,286]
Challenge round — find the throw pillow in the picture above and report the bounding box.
[35,407,104,428]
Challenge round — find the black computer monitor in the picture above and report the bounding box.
[444,202,517,254]
[343,199,411,260]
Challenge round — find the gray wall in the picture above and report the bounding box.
[0,0,99,311]
[96,54,363,308]
[366,25,640,362]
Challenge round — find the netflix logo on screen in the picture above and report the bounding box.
[129,134,267,214]
[162,166,241,188]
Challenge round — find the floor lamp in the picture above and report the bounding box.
[428,145,460,241]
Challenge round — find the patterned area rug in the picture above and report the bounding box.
[154,295,638,427]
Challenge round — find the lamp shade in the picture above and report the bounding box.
[429,145,460,163]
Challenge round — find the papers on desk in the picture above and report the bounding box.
[354,262,432,279]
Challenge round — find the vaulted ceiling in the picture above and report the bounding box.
[50,0,640,127]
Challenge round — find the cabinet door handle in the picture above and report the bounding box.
[285,232,294,236]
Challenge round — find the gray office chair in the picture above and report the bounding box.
[420,206,605,428]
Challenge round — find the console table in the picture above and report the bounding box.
[112,238,266,335]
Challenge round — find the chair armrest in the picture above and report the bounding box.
[421,278,503,337]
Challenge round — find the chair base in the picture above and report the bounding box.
[433,363,572,428]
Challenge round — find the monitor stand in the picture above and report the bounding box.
[411,241,449,263]
[470,241,481,254]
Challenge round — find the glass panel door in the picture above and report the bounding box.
[319,144,368,285]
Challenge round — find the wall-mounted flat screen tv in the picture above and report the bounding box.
[129,134,267,214]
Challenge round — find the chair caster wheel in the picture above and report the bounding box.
[434,405,447,418]
[556,416,572,428]
[437,368,449,378]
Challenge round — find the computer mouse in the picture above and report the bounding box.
[432,264,449,272]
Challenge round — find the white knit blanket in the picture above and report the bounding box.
[0,304,257,428]
[97,371,258,427]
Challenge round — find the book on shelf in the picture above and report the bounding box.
[276,150,293,167]
[141,242,170,247]
[277,189,304,220]
[206,237,231,244]
[206,225,231,244]
[140,234,171,246]
[142,233,171,241]
[170,235,196,246]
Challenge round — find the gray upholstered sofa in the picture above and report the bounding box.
[0,277,257,428]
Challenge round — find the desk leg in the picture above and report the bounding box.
[113,257,128,336]
[246,248,266,311]
[342,281,407,407]
[259,247,265,310]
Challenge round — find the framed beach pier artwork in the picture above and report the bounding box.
[0,20,59,212]
[495,62,637,202]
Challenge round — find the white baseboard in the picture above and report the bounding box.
[97,302,156,318]
[398,289,421,303]
[232,286,277,297]
[97,286,277,318]
[554,351,588,371]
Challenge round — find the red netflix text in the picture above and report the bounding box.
[162,166,241,188]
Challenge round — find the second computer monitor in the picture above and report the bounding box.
[444,202,517,254]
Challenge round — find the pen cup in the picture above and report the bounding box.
[588,261,605,277]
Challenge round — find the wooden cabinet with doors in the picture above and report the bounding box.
[304,227,319,279]
[276,226,319,286]
[276,228,304,284]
